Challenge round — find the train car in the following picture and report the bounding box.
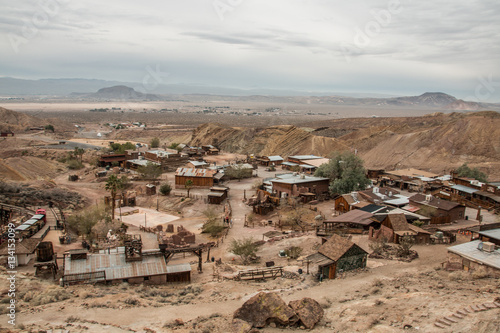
[23,219,42,232]
[31,214,47,228]
[34,210,47,223]
[15,224,36,238]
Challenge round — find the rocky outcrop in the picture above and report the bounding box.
[288,297,324,329]
[233,292,296,328]
[233,292,324,330]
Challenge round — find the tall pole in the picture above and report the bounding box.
[145,213,147,228]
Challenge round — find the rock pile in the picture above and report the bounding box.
[233,292,323,331]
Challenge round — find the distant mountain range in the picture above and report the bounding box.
[71,85,161,101]
[1,77,499,110]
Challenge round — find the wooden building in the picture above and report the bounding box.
[208,187,229,204]
[306,234,368,279]
[257,155,284,166]
[369,213,431,244]
[478,228,500,246]
[174,168,217,189]
[408,194,466,224]
[318,210,377,235]
[446,240,500,277]
[62,249,192,285]
[98,153,126,167]
[270,173,330,200]
[0,131,14,137]
[0,238,41,267]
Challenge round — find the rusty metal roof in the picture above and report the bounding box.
[175,168,217,178]
[63,252,168,281]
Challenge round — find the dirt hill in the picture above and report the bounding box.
[0,107,74,133]
[190,112,500,178]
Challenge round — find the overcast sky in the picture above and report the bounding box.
[1,0,499,101]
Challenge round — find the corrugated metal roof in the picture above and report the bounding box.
[451,184,479,194]
[128,159,160,166]
[189,160,209,166]
[15,224,31,231]
[32,214,45,220]
[166,263,191,274]
[270,174,329,185]
[448,240,500,270]
[478,228,500,241]
[282,162,298,166]
[175,168,217,177]
[288,155,323,160]
[208,192,224,197]
[64,253,169,280]
[268,155,284,161]
[299,164,316,169]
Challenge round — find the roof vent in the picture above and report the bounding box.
[425,194,432,202]
[481,242,495,253]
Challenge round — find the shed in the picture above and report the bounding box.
[446,240,500,277]
[174,168,217,189]
[0,238,41,266]
[306,234,368,279]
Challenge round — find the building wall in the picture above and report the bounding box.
[369,225,395,243]
[447,252,500,278]
[334,197,352,213]
[175,176,213,189]
[272,180,329,198]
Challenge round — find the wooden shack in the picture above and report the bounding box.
[174,168,217,189]
[208,186,229,204]
[306,234,367,279]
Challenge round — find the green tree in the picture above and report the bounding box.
[73,147,85,163]
[110,142,135,154]
[105,174,124,220]
[66,205,109,242]
[185,179,194,198]
[137,161,162,180]
[44,124,55,132]
[456,163,488,182]
[225,164,252,181]
[284,206,310,231]
[315,151,370,196]
[229,237,259,265]
[201,207,226,237]
[159,183,172,195]
[150,137,160,148]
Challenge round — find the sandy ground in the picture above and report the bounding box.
[117,207,180,228]
[1,151,499,332]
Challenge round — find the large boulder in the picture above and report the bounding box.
[233,292,296,328]
[288,297,324,329]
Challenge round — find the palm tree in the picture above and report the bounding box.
[105,174,124,220]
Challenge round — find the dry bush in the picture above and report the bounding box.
[123,297,140,306]
[448,271,468,281]
[471,268,490,279]
[66,316,80,323]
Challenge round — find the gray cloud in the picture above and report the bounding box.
[0,0,499,101]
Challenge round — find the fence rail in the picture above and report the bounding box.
[237,266,284,281]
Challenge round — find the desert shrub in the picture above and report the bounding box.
[372,279,384,287]
[285,246,303,259]
[202,221,226,238]
[448,271,467,281]
[229,237,259,265]
[369,237,388,255]
[30,286,72,306]
[66,316,80,323]
[150,137,160,148]
[471,268,490,279]
[123,297,140,306]
[396,235,415,257]
[159,183,172,195]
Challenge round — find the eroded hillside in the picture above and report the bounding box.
[189,112,500,178]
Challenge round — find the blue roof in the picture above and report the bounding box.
[451,184,479,194]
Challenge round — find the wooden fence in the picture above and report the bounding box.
[237,266,284,281]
